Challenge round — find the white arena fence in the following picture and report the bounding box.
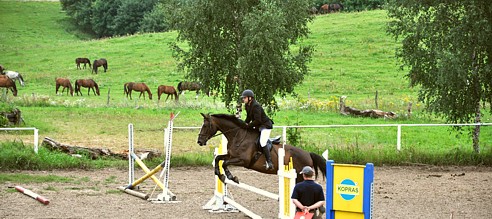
[0,127,39,153]
[174,123,492,151]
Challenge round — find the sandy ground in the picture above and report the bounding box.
[1,165,492,219]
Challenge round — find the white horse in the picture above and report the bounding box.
[1,71,25,87]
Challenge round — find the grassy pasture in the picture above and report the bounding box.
[0,1,491,166]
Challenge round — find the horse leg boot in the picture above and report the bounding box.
[262,145,274,170]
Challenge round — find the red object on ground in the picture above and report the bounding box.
[14,186,50,205]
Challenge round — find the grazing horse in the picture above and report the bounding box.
[320,4,329,14]
[126,82,152,100]
[1,71,25,87]
[157,85,179,101]
[92,58,108,74]
[177,81,209,97]
[55,78,74,96]
[0,77,18,96]
[329,3,343,12]
[75,79,100,96]
[75,58,91,70]
[197,113,326,184]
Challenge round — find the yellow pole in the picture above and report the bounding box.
[126,161,165,189]
[130,153,166,190]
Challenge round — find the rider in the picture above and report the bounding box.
[241,89,274,170]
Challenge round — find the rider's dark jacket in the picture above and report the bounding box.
[245,99,273,130]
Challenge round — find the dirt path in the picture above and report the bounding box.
[1,166,491,219]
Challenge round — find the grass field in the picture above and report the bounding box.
[0,1,491,166]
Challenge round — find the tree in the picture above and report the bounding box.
[166,0,314,114]
[387,0,492,153]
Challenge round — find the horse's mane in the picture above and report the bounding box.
[211,114,245,127]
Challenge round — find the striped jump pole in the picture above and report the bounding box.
[14,186,49,205]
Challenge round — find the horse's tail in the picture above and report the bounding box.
[74,80,79,94]
[174,90,179,101]
[18,73,25,86]
[310,152,326,180]
[177,82,182,93]
[124,83,128,95]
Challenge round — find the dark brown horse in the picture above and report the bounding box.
[157,85,178,101]
[55,78,74,96]
[75,58,91,70]
[197,113,326,184]
[177,81,209,96]
[92,58,108,74]
[75,79,100,96]
[329,3,343,12]
[0,76,18,96]
[126,82,152,100]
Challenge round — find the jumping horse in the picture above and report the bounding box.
[157,85,178,101]
[55,78,74,96]
[92,58,108,74]
[125,82,152,100]
[1,71,25,87]
[75,58,91,70]
[197,113,326,184]
[0,77,18,96]
[75,79,100,96]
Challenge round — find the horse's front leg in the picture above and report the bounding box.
[222,157,244,184]
[214,155,227,182]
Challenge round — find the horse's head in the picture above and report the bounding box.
[197,113,218,146]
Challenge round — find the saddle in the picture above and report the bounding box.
[250,136,281,166]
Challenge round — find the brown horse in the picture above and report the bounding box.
[75,58,91,70]
[126,82,152,100]
[157,85,178,101]
[197,113,326,184]
[55,78,74,96]
[92,58,108,74]
[320,4,329,14]
[329,3,343,12]
[0,76,18,96]
[75,79,100,96]
[177,81,209,96]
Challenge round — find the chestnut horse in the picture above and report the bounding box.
[92,58,108,74]
[197,113,326,184]
[0,76,18,96]
[75,58,91,70]
[126,82,152,100]
[157,85,178,101]
[55,78,74,96]
[75,79,100,96]
[320,4,329,13]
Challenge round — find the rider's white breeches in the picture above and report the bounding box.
[260,128,272,147]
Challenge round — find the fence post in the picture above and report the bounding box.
[397,125,401,151]
[34,128,39,154]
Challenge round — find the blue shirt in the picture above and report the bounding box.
[291,180,324,211]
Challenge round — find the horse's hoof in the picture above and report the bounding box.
[232,176,239,184]
[219,174,226,183]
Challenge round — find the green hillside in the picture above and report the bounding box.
[0,1,415,107]
[1,1,490,165]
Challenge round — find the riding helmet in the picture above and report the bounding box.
[241,89,254,98]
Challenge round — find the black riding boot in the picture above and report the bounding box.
[262,146,274,170]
